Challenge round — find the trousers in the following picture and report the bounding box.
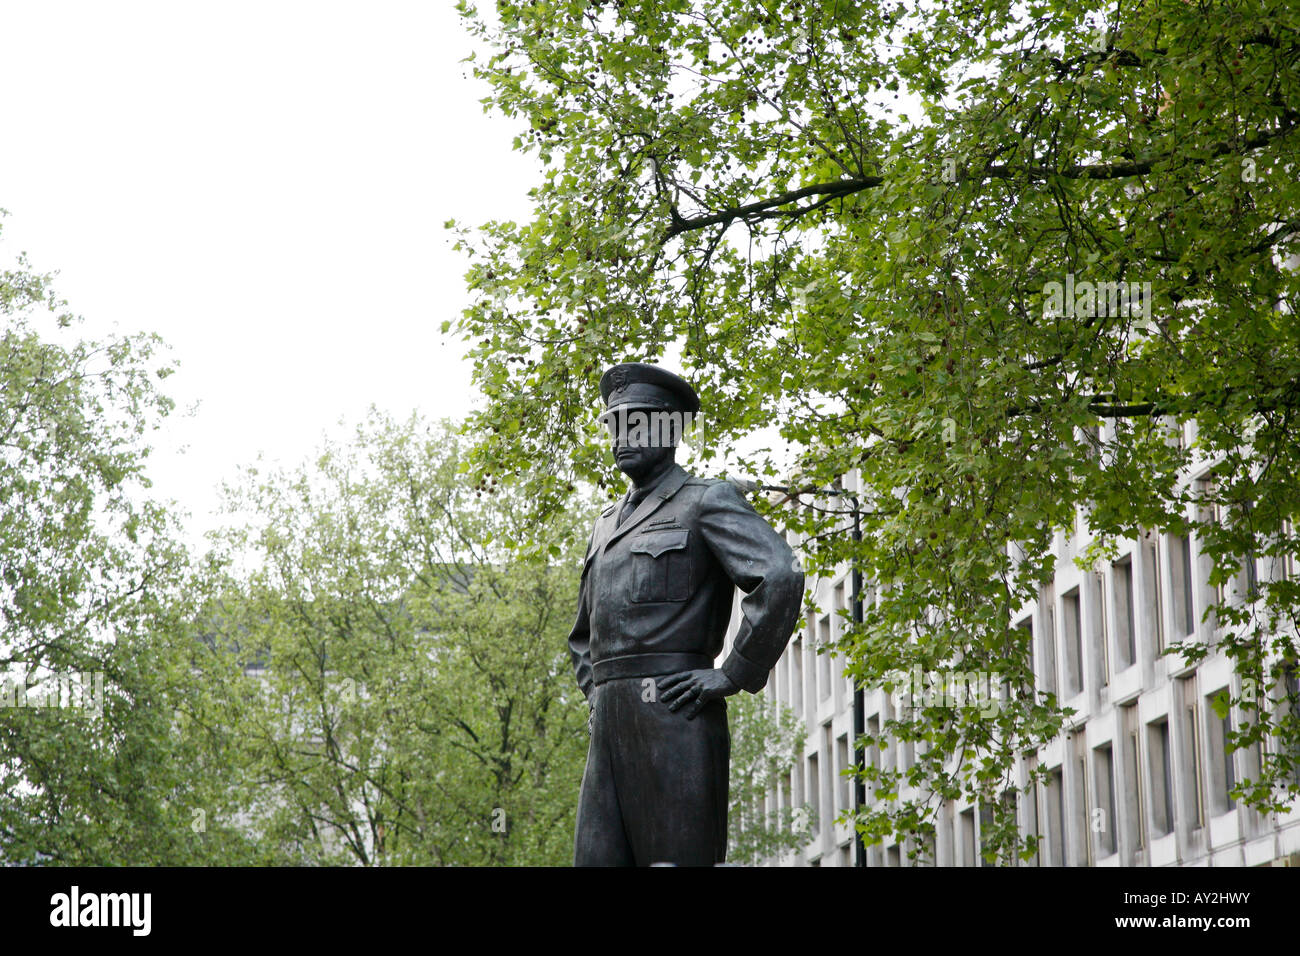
[574,675,730,866]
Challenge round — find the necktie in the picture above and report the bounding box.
[618,487,651,527]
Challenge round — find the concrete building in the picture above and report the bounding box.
[731,421,1300,867]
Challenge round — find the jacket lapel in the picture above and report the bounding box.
[589,502,620,561]
[602,464,689,552]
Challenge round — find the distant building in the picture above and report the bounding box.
[728,427,1300,867]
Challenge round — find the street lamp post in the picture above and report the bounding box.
[731,477,866,868]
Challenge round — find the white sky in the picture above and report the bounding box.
[0,1,532,542]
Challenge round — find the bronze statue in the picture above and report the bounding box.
[568,362,804,865]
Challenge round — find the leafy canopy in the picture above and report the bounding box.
[451,0,1300,859]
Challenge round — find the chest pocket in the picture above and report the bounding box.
[630,529,692,603]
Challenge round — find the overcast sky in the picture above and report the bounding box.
[0,1,532,541]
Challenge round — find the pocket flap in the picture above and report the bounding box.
[631,529,689,558]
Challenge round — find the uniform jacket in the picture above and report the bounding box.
[568,463,805,699]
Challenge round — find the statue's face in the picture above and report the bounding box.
[603,405,676,482]
[613,439,674,482]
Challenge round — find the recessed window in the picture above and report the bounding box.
[1113,556,1136,669]
[1169,533,1196,638]
[1205,690,1236,815]
[1073,738,1091,866]
[1024,759,1041,867]
[836,734,850,813]
[979,803,996,867]
[866,715,879,801]
[959,808,976,867]
[791,635,804,715]
[1121,704,1145,852]
[1148,718,1174,837]
[817,614,832,701]
[808,752,821,842]
[1018,615,1035,691]
[1094,744,1117,857]
[1042,591,1058,695]
[1142,537,1164,655]
[1062,588,1084,695]
[1046,767,1066,865]
[1178,676,1205,830]
[1090,572,1109,686]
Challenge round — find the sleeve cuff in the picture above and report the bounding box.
[721,648,770,694]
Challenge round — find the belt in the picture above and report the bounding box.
[591,652,713,686]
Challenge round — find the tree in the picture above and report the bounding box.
[0,221,257,864]
[450,0,1300,859]
[726,691,813,865]
[194,411,595,865]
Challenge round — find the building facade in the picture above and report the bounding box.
[732,422,1300,867]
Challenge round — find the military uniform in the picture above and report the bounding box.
[569,364,804,866]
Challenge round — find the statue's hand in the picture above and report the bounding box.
[658,668,738,720]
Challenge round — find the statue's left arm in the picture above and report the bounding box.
[698,479,806,693]
[567,529,597,706]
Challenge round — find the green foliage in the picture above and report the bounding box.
[192,411,597,864]
[452,0,1300,859]
[0,222,255,864]
[726,691,813,864]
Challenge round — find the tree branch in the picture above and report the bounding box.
[663,176,884,241]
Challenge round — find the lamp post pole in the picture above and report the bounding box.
[732,477,866,868]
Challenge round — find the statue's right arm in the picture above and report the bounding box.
[567,533,597,704]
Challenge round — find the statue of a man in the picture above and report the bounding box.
[568,362,804,866]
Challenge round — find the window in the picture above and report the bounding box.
[922,834,937,867]
[1178,677,1205,830]
[1285,521,1299,581]
[1205,691,1236,815]
[1046,768,1066,865]
[1041,589,1058,695]
[791,635,804,716]
[817,614,832,701]
[960,808,976,866]
[1017,616,1036,692]
[1024,758,1041,867]
[1121,704,1145,852]
[1284,662,1300,789]
[978,803,995,867]
[1142,537,1164,655]
[866,715,880,801]
[1169,533,1196,638]
[1062,588,1084,695]
[881,696,895,777]
[1094,744,1117,857]
[1073,737,1092,866]
[834,582,849,703]
[1113,556,1136,669]
[808,753,821,842]
[1195,476,1233,618]
[1090,571,1110,686]
[836,734,851,813]
[1148,719,1174,837]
